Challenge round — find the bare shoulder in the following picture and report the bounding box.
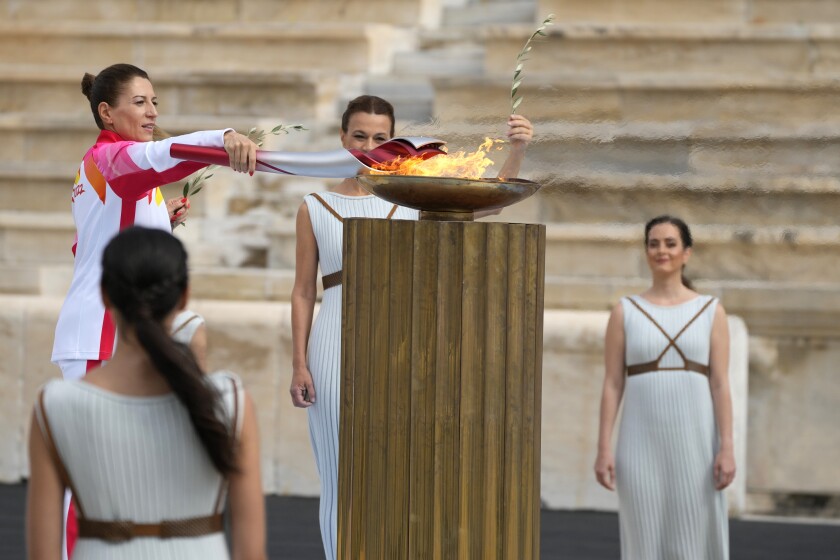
[712,297,728,319]
[605,300,625,334]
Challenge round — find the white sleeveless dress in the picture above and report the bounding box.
[303,192,418,560]
[171,310,205,346]
[35,371,244,559]
[616,295,729,560]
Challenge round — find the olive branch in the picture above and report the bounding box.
[511,14,554,114]
[181,123,307,199]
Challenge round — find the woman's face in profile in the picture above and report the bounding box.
[340,112,392,153]
[102,76,158,142]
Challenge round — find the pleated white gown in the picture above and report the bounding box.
[35,372,244,559]
[616,295,729,560]
[304,192,418,560]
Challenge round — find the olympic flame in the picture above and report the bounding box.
[372,137,503,179]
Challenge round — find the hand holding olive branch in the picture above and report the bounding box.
[511,14,554,114]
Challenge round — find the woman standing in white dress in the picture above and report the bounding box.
[27,227,266,559]
[594,215,736,560]
[289,95,533,560]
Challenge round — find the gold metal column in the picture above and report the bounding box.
[338,218,545,560]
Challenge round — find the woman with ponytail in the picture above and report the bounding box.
[594,215,735,559]
[28,227,266,559]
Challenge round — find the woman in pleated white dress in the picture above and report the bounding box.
[27,227,266,559]
[594,215,736,560]
[289,95,533,560]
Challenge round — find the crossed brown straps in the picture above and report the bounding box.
[625,296,715,377]
[310,193,398,291]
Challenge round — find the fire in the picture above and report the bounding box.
[373,137,504,179]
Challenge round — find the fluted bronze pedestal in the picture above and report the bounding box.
[338,218,545,560]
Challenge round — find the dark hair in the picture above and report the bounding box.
[81,64,150,130]
[644,215,694,289]
[341,95,395,137]
[101,227,237,475]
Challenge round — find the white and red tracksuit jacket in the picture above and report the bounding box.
[51,128,230,363]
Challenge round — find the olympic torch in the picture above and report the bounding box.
[169,137,447,179]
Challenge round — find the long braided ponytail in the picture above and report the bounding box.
[101,227,237,475]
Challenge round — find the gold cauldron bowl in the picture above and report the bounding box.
[356,174,541,221]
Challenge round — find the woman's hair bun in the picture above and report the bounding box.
[80,73,96,99]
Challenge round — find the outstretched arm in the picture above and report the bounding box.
[96,129,258,199]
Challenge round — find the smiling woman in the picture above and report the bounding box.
[49,63,262,559]
[594,215,736,560]
[289,94,534,560]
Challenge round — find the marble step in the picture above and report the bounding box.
[539,0,840,25]
[529,171,840,227]
[0,160,246,216]
[8,211,840,283]
[6,115,840,179]
[5,261,838,338]
[431,74,840,126]
[540,223,840,284]
[263,219,840,283]
[0,261,298,302]
[407,121,840,177]
[0,211,76,265]
[539,276,840,338]
[392,47,485,78]
[0,164,74,213]
[442,1,536,26]
[0,113,319,166]
[1,0,425,25]
[0,22,396,74]
[0,64,337,120]
[415,23,840,80]
[7,160,839,230]
[355,77,437,123]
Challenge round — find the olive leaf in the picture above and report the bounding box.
[511,14,554,114]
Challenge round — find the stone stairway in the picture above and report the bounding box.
[0,0,427,271]
[2,0,839,509]
[1,0,427,25]
[402,6,840,297]
[4,0,840,309]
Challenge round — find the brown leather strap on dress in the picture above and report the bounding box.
[77,513,223,543]
[322,270,343,291]
[309,193,399,222]
[37,389,86,517]
[625,297,715,377]
[311,193,344,222]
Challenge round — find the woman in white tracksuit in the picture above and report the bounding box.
[49,62,258,558]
